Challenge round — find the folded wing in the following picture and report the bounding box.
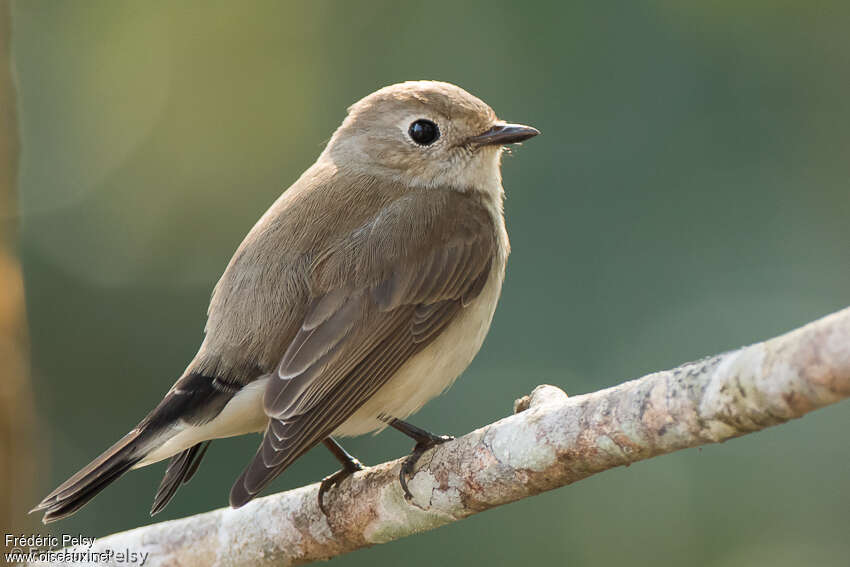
[230,190,496,507]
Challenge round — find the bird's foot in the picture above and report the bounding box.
[318,457,365,516]
[379,416,454,501]
[318,437,366,515]
[398,433,454,501]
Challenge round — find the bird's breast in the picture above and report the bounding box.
[333,252,507,437]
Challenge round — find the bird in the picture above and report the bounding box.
[32,80,539,523]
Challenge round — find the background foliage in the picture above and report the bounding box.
[12,1,850,565]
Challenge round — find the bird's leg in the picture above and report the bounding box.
[318,437,365,515]
[383,417,454,501]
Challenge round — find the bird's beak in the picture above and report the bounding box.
[466,122,540,147]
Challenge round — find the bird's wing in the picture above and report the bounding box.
[230,190,498,506]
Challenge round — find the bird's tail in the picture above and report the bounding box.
[33,371,238,522]
[31,426,161,524]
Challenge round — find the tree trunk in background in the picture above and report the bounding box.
[0,0,35,548]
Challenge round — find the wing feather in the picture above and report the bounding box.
[230,190,499,507]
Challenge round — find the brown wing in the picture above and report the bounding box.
[230,191,497,507]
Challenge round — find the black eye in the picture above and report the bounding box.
[408,119,440,146]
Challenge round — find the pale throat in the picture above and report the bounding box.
[406,147,505,198]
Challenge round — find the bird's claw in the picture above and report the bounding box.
[318,458,365,516]
[399,435,454,501]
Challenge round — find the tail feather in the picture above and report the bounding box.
[32,428,155,524]
[40,457,141,523]
[33,371,244,523]
[150,441,211,516]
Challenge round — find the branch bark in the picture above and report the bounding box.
[33,307,850,567]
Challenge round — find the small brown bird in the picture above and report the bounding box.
[33,80,538,522]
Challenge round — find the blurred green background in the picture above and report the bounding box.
[11,1,850,565]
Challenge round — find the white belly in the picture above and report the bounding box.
[333,259,505,437]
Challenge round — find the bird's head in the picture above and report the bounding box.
[323,80,538,191]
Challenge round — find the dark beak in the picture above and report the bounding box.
[466,123,540,147]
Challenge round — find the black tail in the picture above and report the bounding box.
[33,371,240,523]
[150,441,211,516]
[31,428,155,523]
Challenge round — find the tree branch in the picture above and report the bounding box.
[34,307,850,567]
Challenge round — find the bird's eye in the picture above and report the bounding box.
[408,119,440,146]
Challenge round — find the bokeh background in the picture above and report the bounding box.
[7,1,850,565]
